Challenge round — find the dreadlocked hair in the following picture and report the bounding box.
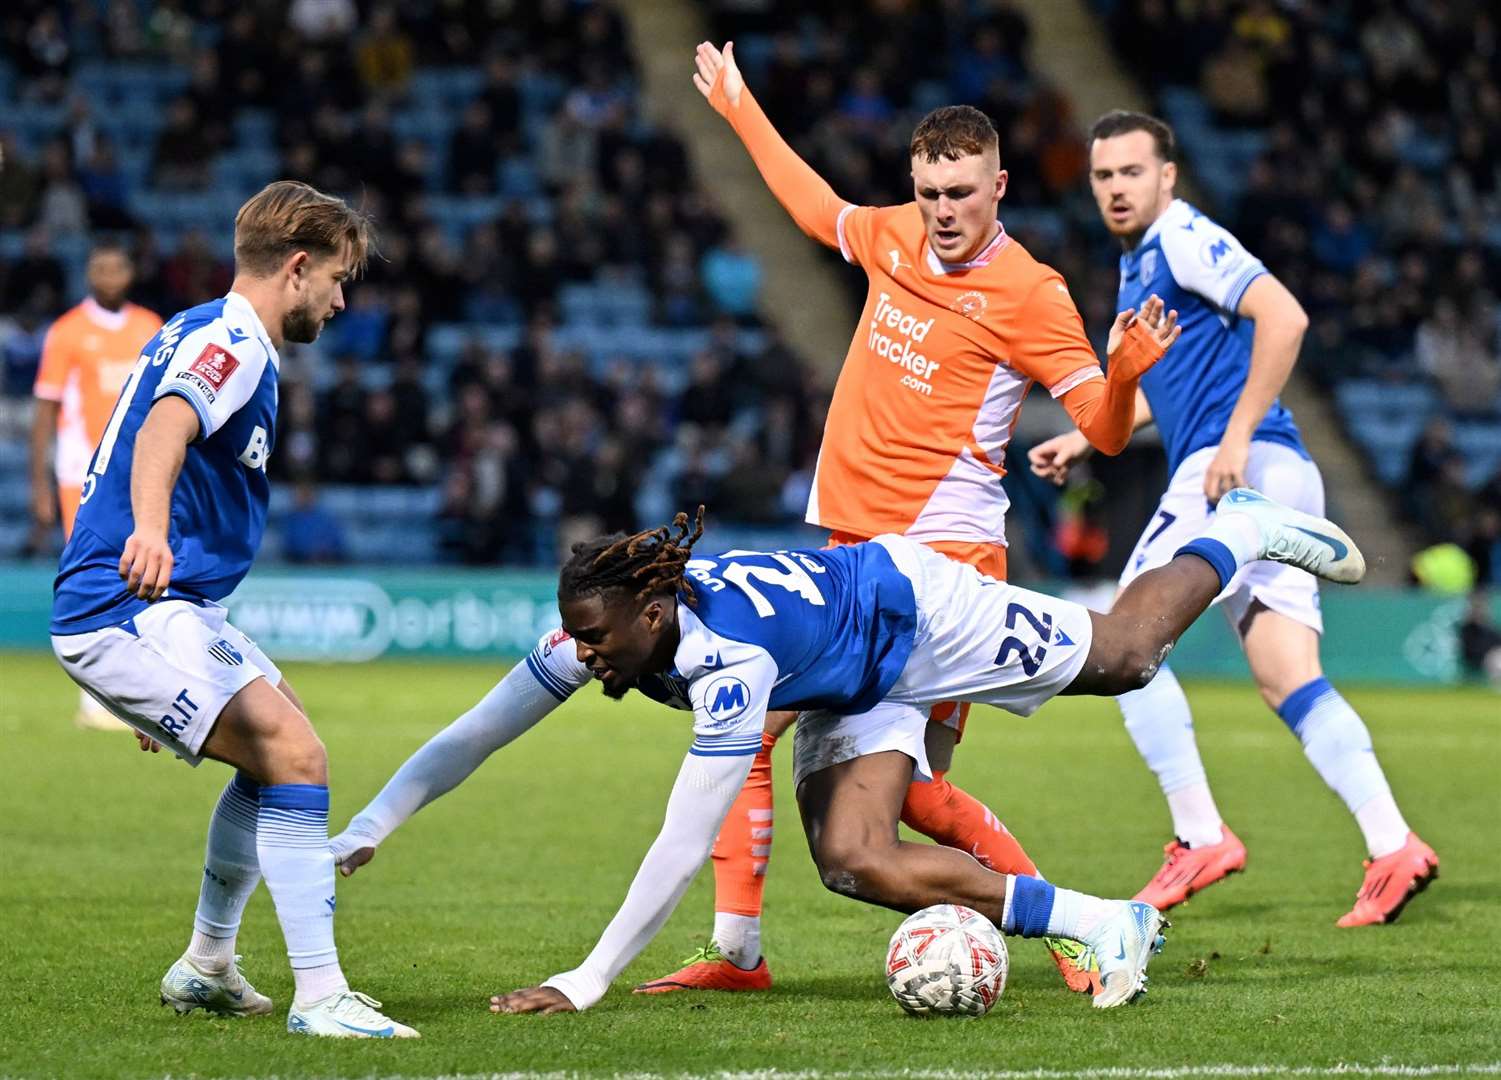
[558,506,706,607]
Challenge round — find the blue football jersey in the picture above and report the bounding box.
[52,292,279,635]
[1117,198,1306,473]
[674,541,918,757]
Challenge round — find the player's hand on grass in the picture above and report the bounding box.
[693,41,743,116]
[1107,294,1180,381]
[336,845,376,878]
[135,731,162,753]
[1028,431,1094,486]
[1203,437,1250,505]
[119,532,174,601]
[489,986,576,1015]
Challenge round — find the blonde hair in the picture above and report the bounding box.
[233,180,374,277]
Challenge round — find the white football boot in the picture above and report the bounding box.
[160,953,273,1016]
[1218,487,1366,584]
[1081,900,1168,1009]
[286,990,420,1038]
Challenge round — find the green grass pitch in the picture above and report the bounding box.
[1,651,1497,1078]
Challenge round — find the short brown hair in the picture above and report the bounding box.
[233,180,374,277]
[1088,110,1176,162]
[910,106,999,163]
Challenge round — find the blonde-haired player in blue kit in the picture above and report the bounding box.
[1029,111,1437,926]
[49,181,418,1038]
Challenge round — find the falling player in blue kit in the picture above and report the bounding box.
[330,475,1366,1015]
[48,181,418,1038]
[1028,111,1437,925]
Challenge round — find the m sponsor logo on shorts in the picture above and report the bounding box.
[208,638,244,666]
[188,343,240,388]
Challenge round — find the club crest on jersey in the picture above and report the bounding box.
[1139,250,1158,284]
[189,344,240,389]
[949,290,987,320]
[207,638,243,666]
[703,675,750,727]
[542,628,571,657]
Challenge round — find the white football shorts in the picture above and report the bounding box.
[790,537,1094,787]
[793,700,932,788]
[1118,441,1324,635]
[52,600,281,765]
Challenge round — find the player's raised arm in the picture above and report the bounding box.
[1060,295,1177,456]
[119,395,199,600]
[329,630,585,876]
[693,41,851,252]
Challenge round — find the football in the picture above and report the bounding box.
[885,904,1009,1017]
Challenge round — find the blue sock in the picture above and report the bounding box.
[1001,876,1055,938]
[257,784,342,983]
[1176,538,1239,590]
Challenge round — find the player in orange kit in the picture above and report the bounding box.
[31,240,162,730]
[632,42,1177,997]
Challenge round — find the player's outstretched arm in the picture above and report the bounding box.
[692,41,850,251]
[490,748,754,1014]
[119,395,198,601]
[1029,388,1152,486]
[330,651,571,875]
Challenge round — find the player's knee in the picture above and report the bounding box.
[814,835,896,902]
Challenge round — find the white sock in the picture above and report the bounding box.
[1165,784,1226,848]
[1118,665,1224,847]
[1199,510,1263,568]
[1277,678,1409,858]
[294,962,349,1004]
[712,912,762,969]
[1045,887,1117,941]
[188,773,263,972]
[257,784,347,1002]
[1355,795,1412,859]
[188,931,235,971]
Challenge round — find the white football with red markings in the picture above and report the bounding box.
[885,903,1008,1017]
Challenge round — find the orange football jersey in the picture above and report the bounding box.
[34,298,163,488]
[809,203,1102,543]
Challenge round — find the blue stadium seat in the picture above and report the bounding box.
[1452,422,1501,488]
[408,68,485,110]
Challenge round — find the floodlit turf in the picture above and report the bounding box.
[0,651,1497,1079]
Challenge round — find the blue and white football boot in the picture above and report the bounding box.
[1219,487,1366,584]
[286,990,420,1038]
[1081,900,1168,1009]
[160,953,273,1017]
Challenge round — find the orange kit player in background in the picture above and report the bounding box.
[30,240,162,730]
[632,41,1176,997]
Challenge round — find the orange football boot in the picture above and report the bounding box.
[1337,833,1439,927]
[633,943,772,994]
[1134,826,1247,911]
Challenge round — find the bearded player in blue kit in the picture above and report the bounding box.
[48,181,418,1039]
[1028,111,1437,926]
